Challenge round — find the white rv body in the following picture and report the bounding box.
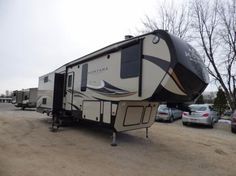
[37,72,56,114]
[37,30,209,133]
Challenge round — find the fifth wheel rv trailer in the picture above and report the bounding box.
[37,30,209,145]
[12,88,38,110]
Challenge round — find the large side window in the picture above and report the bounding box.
[81,64,88,91]
[120,42,142,79]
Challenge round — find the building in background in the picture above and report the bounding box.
[0,97,12,103]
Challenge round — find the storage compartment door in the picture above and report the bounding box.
[114,101,158,132]
[124,106,143,126]
[83,101,100,122]
[142,107,152,124]
[103,102,111,124]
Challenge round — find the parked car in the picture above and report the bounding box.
[222,110,233,120]
[182,104,219,128]
[156,105,182,122]
[231,110,236,133]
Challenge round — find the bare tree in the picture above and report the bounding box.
[140,15,159,33]
[191,0,236,109]
[140,1,191,40]
[218,0,236,108]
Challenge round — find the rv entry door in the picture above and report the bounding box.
[52,73,65,115]
[65,72,74,110]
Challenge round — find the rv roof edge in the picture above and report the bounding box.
[57,31,158,70]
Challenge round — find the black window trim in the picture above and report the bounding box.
[42,98,47,105]
[81,63,88,92]
[44,76,48,83]
[120,39,143,96]
[67,74,73,88]
[120,41,142,79]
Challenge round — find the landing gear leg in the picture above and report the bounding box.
[146,127,149,138]
[111,131,117,147]
[50,115,59,132]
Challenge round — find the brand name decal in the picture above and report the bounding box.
[185,48,203,65]
[88,66,108,74]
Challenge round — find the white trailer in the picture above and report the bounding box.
[37,30,209,145]
[12,88,38,110]
[37,72,56,115]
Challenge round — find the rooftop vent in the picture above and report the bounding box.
[125,35,133,40]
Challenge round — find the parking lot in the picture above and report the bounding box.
[0,103,235,176]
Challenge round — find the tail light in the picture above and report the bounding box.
[202,113,209,117]
[182,112,188,116]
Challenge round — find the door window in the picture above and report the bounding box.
[81,64,88,91]
[67,75,72,88]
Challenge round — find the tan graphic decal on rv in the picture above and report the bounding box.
[143,55,170,71]
[87,80,136,97]
[161,74,187,96]
[67,89,90,98]
[67,102,80,110]
[168,68,186,93]
[144,56,187,95]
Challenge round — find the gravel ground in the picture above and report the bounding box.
[0,103,235,176]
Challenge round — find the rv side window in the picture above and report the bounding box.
[81,64,88,91]
[67,75,72,88]
[120,42,141,78]
[44,76,48,83]
[42,98,47,105]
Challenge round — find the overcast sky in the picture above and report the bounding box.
[0,0,215,95]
